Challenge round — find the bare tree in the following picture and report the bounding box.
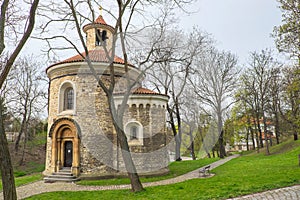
[143,26,209,161]
[191,48,239,158]
[4,57,46,165]
[181,87,206,160]
[0,0,39,199]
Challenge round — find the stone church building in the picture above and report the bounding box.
[43,13,170,180]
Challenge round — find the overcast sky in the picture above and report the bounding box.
[180,0,282,65]
[23,0,283,66]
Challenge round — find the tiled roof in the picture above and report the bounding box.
[48,49,134,68]
[132,87,161,95]
[94,15,107,25]
[114,87,168,97]
[83,15,115,32]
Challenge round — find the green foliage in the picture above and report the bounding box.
[273,0,300,61]
[14,171,27,177]
[27,131,47,147]
[27,140,300,200]
[281,66,300,136]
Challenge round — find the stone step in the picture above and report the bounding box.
[52,172,73,176]
[44,168,80,183]
[44,176,79,183]
[48,174,76,179]
[59,167,72,172]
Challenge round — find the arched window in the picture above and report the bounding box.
[125,121,143,145]
[64,87,74,110]
[95,29,101,46]
[130,126,137,140]
[95,30,108,46]
[59,81,76,114]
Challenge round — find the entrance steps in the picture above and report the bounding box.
[44,167,80,183]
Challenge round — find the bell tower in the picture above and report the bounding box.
[83,7,115,51]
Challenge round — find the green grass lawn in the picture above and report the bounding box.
[78,157,219,186]
[0,173,42,191]
[26,139,300,200]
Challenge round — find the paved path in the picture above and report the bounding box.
[2,154,300,200]
[228,185,300,200]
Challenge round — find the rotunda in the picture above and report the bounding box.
[43,13,170,179]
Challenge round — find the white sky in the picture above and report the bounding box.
[22,0,283,67]
[179,0,282,65]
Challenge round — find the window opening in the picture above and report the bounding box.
[95,29,101,46]
[130,126,137,140]
[64,87,74,110]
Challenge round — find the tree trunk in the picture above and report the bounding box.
[0,99,17,200]
[175,101,182,161]
[249,124,256,150]
[19,136,27,166]
[294,132,298,141]
[246,127,249,151]
[258,124,264,148]
[189,129,196,160]
[218,130,226,158]
[206,152,211,158]
[175,134,182,161]
[217,113,226,158]
[262,115,270,155]
[115,126,144,192]
[274,112,280,144]
[15,111,27,152]
[198,125,210,158]
[255,132,260,153]
[167,104,181,161]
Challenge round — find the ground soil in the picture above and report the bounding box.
[8,141,46,175]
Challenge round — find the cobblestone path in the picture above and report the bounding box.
[228,185,300,200]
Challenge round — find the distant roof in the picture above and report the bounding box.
[114,87,168,97]
[47,49,135,69]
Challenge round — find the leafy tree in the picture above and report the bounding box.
[238,49,281,154]
[281,65,300,140]
[273,0,300,64]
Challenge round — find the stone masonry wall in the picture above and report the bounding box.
[46,64,169,176]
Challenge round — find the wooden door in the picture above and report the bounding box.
[64,141,73,167]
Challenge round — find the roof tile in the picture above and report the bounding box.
[94,15,107,25]
[49,49,133,67]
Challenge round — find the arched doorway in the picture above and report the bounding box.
[49,118,80,176]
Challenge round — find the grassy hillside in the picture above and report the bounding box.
[10,132,46,176]
[27,139,300,200]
